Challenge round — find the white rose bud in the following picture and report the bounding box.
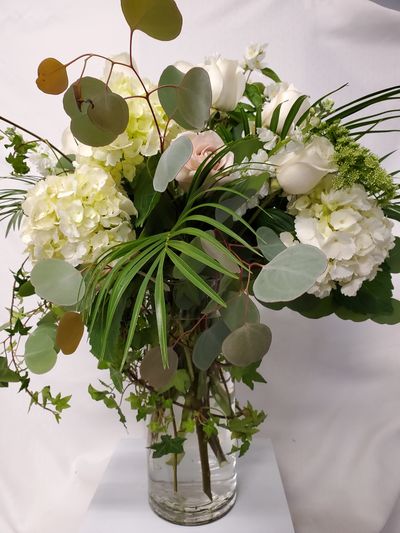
[175,56,246,113]
[270,137,337,195]
[203,56,246,112]
[262,82,310,134]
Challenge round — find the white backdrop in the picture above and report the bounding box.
[0,1,400,532]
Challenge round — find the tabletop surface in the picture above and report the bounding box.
[78,437,295,533]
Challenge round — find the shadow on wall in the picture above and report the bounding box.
[370,0,400,11]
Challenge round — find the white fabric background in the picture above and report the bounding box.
[0,1,399,532]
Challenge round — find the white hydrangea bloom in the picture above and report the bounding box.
[26,144,57,177]
[285,177,395,297]
[66,53,180,183]
[242,43,268,71]
[21,165,136,266]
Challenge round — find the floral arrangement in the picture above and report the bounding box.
[0,0,399,523]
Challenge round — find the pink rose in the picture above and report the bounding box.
[175,131,234,191]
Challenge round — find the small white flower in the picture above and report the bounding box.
[256,128,278,150]
[26,144,57,177]
[242,43,268,71]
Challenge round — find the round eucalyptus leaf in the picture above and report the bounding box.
[36,57,68,95]
[31,259,85,306]
[87,91,129,135]
[158,66,212,130]
[121,0,183,41]
[179,67,212,130]
[70,113,117,147]
[153,134,193,192]
[257,226,286,261]
[24,327,57,375]
[222,323,272,367]
[63,77,108,119]
[56,311,85,355]
[140,346,178,390]
[221,292,260,331]
[192,319,230,371]
[253,244,327,303]
[158,66,191,129]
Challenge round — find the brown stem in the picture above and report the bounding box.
[0,116,73,164]
[208,434,227,466]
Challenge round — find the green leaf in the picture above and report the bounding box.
[253,244,327,303]
[222,323,272,367]
[245,83,265,108]
[88,384,126,425]
[230,362,266,390]
[121,0,182,41]
[167,248,226,307]
[384,205,400,222]
[255,208,295,234]
[87,91,129,136]
[256,226,286,261]
[261,67,281,83]
[149,435,186,458]
[153,135,193,192]
[0,357,20,383]
[17,281,35,298]
[119,257,161,372]
[169,240,237,278]
[158,66,212,130]
[387,237,400,273]
[221,292,260,331]
[269,101,286,133]
[161,368,191,394]
[70,114,116,148]
[24,326,57,375]
[192,319,231,371]
[280,95,309,139]
[371,299,400,324]
[140,346,178,390]
[133,157,161,226]
[155,250,169,367]
[31,259,85,306]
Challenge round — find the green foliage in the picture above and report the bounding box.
[88,384,127,425]
[387,237,400,273]
[153,135,193,192]
[253,244,327,303]
[226,402,266,457]
[24,325,58,375]
[120,0,183,41]
[64,77,127,147]
[158,66,212,130]
[316,122,396,204]
[222,323,272,367]
[149,434,186,458]
[256,226,286,261]
[3,128,37,175]
[230,362,267,390]
[31,259,85,306]
[192,319,230,371]
[0,357,20,384]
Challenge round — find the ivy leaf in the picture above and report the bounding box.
[230,362,266,390]
[0,357,20,384]
[149,435,186,458]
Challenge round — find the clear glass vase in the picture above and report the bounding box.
[147,372,237,525]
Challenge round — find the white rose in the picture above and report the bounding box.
[262,82,310,134]
[270,137,337,195]
[175,57,246,112]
